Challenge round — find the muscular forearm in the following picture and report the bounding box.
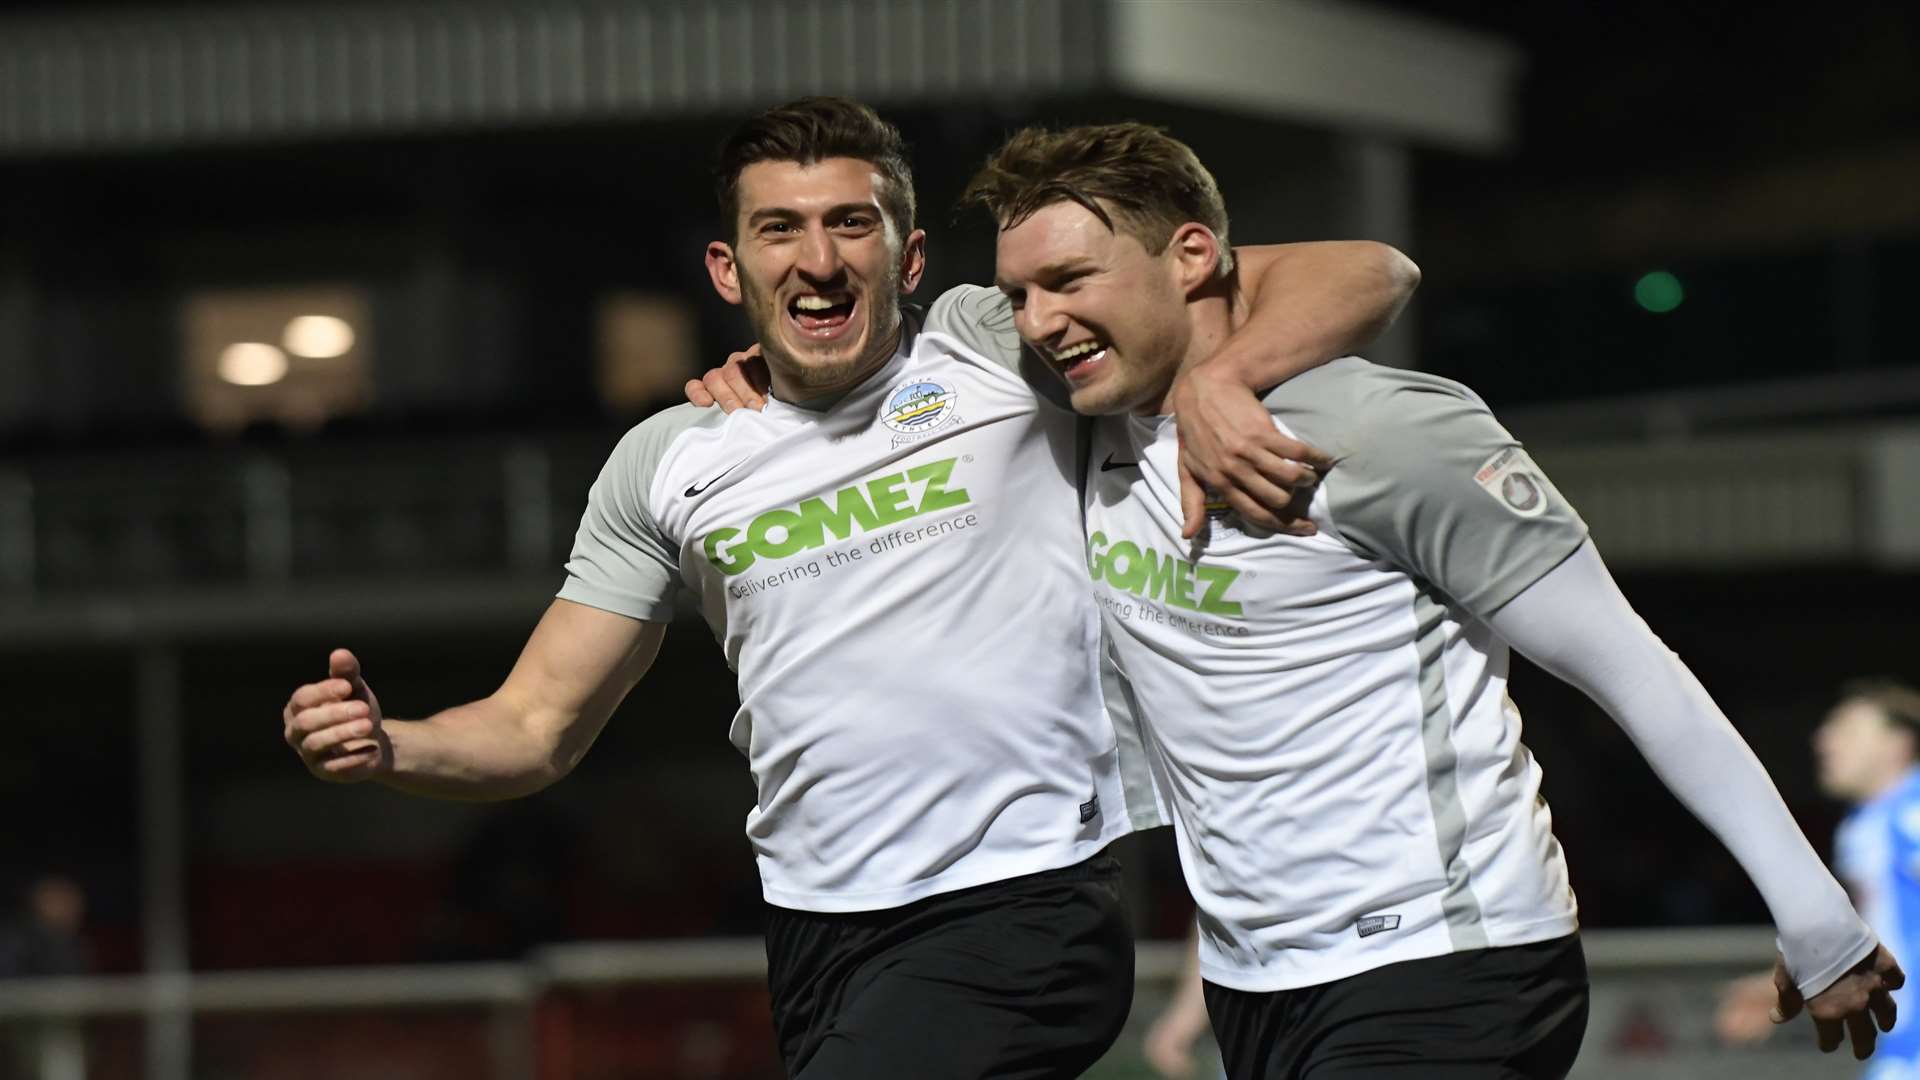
[380,695,574,802]
[288,605,657,798]
[1208,241,1419,390]
[1486,542,1875,997]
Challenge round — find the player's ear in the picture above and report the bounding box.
[706,241,744,306]
[897,228,928,296]
[1169,223,1225,296]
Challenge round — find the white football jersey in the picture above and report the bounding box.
[1087,357,1585,991]
[560,285,1162,913]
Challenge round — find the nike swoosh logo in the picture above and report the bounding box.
[685,459,748,497]
[1100,454,1140,472]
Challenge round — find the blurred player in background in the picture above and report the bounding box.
[1141,936,1220,1080]
[967,121,1902,1079]
[0,874,89,978]
[1720,679,1920,1078]
[283,97,1414,1079]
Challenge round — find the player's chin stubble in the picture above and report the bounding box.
[742,270,905,398]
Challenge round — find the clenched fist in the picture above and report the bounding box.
[282,648,389,783]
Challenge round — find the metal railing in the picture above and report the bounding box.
[3,396,1918,621]
[0,928,1872,1080]
[0,432,613,603]
[1501,365,1920,446]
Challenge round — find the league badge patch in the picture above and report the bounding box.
[1474,447,1551,519]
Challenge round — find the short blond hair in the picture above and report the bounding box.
[960,122,1232,276]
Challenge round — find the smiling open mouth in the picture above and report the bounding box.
[789,292,857,339]
[1050,339,1109,380]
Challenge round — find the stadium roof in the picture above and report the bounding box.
[0,0,1520,156]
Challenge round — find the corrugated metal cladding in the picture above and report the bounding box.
[0,0,1103,154]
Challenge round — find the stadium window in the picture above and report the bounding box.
[181,286,372,434]
[596,293,697,412]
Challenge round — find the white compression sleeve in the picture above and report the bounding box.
[1485,540,1876,997]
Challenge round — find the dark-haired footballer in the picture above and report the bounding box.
[971,121,1902,1079]
[280,97,1417,1079]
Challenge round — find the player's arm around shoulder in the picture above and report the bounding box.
[283,602,665,801]
[1222,241,1420,380]
[1170,241,1418,539]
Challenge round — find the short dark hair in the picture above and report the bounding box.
[714,96,916,244]
[959,122,1233,275]
[1839,677,1920,740]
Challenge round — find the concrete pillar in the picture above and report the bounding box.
[0,249,36,433]
[1339,135,1418,369]
[31,1019,84,1080]
[136,646,192,1080]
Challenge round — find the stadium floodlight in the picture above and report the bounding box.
[282,315,356,359]
[217,342,289,386]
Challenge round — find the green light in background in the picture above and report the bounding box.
[1634,271,1684,313]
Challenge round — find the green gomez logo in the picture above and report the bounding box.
[704,458,971,576]
[1086,532,1243,616]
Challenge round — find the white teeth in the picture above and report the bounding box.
[792,295,848,311]
[1052,341,1105,363]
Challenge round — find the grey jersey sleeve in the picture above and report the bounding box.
[924,283,1073,411]
[1487,541,1876,996]
[557,404,720,622]
[1268,358,1589,616]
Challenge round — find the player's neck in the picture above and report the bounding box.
[1186,291,1235,359]
[1145,292,1236,415]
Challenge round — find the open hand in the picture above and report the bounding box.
[685,344,771,413]
[1168,363,1332,540]
[1773,945,1903,1059]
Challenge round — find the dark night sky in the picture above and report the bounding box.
[1404,0,1920,179]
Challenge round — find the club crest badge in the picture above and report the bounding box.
[1204,492,1240,532]
[1474,447,1551,519]
[1201,490,1283,541]
[880,379,960,447]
